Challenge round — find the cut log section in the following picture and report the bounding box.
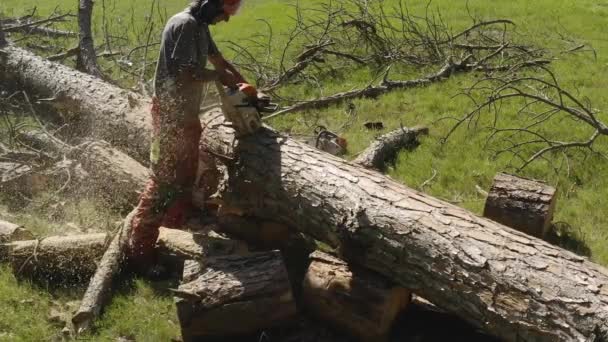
[156,227,248,261]
[483,172,557,238]
[0,219,34,243]
[1,233,109,282]
[196,109,608,342]
[303,251,411,341]
[353,126,428,170]
[174,251,297,341]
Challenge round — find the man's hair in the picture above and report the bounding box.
[189,0,222,23]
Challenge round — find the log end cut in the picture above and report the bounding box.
[302,251,411,341]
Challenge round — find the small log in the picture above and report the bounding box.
[156,227,248,261]
[1,233,109,282]
[353,126,428,170]
[302,251,410,341]
[72,213,132,334]
[483,173,557,238]
[175,251,297,341]
[0,219,34,243]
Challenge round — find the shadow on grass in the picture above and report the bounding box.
[545,221,591,257]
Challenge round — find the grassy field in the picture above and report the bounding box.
[1,0,608,340]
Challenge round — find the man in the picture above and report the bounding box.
[126,0,246,265]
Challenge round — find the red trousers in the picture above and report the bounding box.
[126,96,202,263]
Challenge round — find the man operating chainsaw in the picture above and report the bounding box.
[125,0,250,266]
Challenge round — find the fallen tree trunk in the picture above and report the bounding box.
[1,233,109,282]
[353,126,429,170]
[0,45,150,162]
[17,132,148,208]
[175,251,297,341]
[196,110,608,342]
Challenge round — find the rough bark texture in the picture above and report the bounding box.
[175,251,297,341]
[353,126,429,170]
[0,219,33,243]
[1,233,109,281]
[72,213,132,334]
[483,173,557,238]
[76,0,103,78]
[0,45,150,162]
[196,109,608,342]
[303,251,411,341]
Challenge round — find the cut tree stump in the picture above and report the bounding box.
[174,251,297,341]
[0,219,33,243]
[195,109,608,342]
[302,251,411,341]
[483,173,557,238]
[353,126,428,170]
[1,233,109,282]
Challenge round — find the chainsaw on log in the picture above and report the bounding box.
[215,81,278,137]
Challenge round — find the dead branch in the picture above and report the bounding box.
[443,65,607,170]
[0,21,7,47]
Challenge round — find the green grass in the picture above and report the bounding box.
[2,0,608,340]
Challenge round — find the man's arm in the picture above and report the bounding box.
[209,54,246,86]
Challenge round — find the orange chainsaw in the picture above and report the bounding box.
[215,82,278,137]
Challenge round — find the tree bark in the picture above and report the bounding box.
[303,251,411,341]
[1,233,109,281]
[483,173,557,238]
[174,251,297,341]
[353,126,429,170]
[196,109,608,342]
[0,45,151,162]
[76,0,103,78]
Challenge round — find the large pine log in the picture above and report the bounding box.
[0,45,150,162]
[196,110,608,342]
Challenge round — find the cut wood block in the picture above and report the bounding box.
[156,227,248,267]
[0,219,34,243]
[483,172,557,238]
[2,233,109,282]
[302,251,411,342]
[175,251,297,341]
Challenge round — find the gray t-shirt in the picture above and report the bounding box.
[153,10,219,115]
